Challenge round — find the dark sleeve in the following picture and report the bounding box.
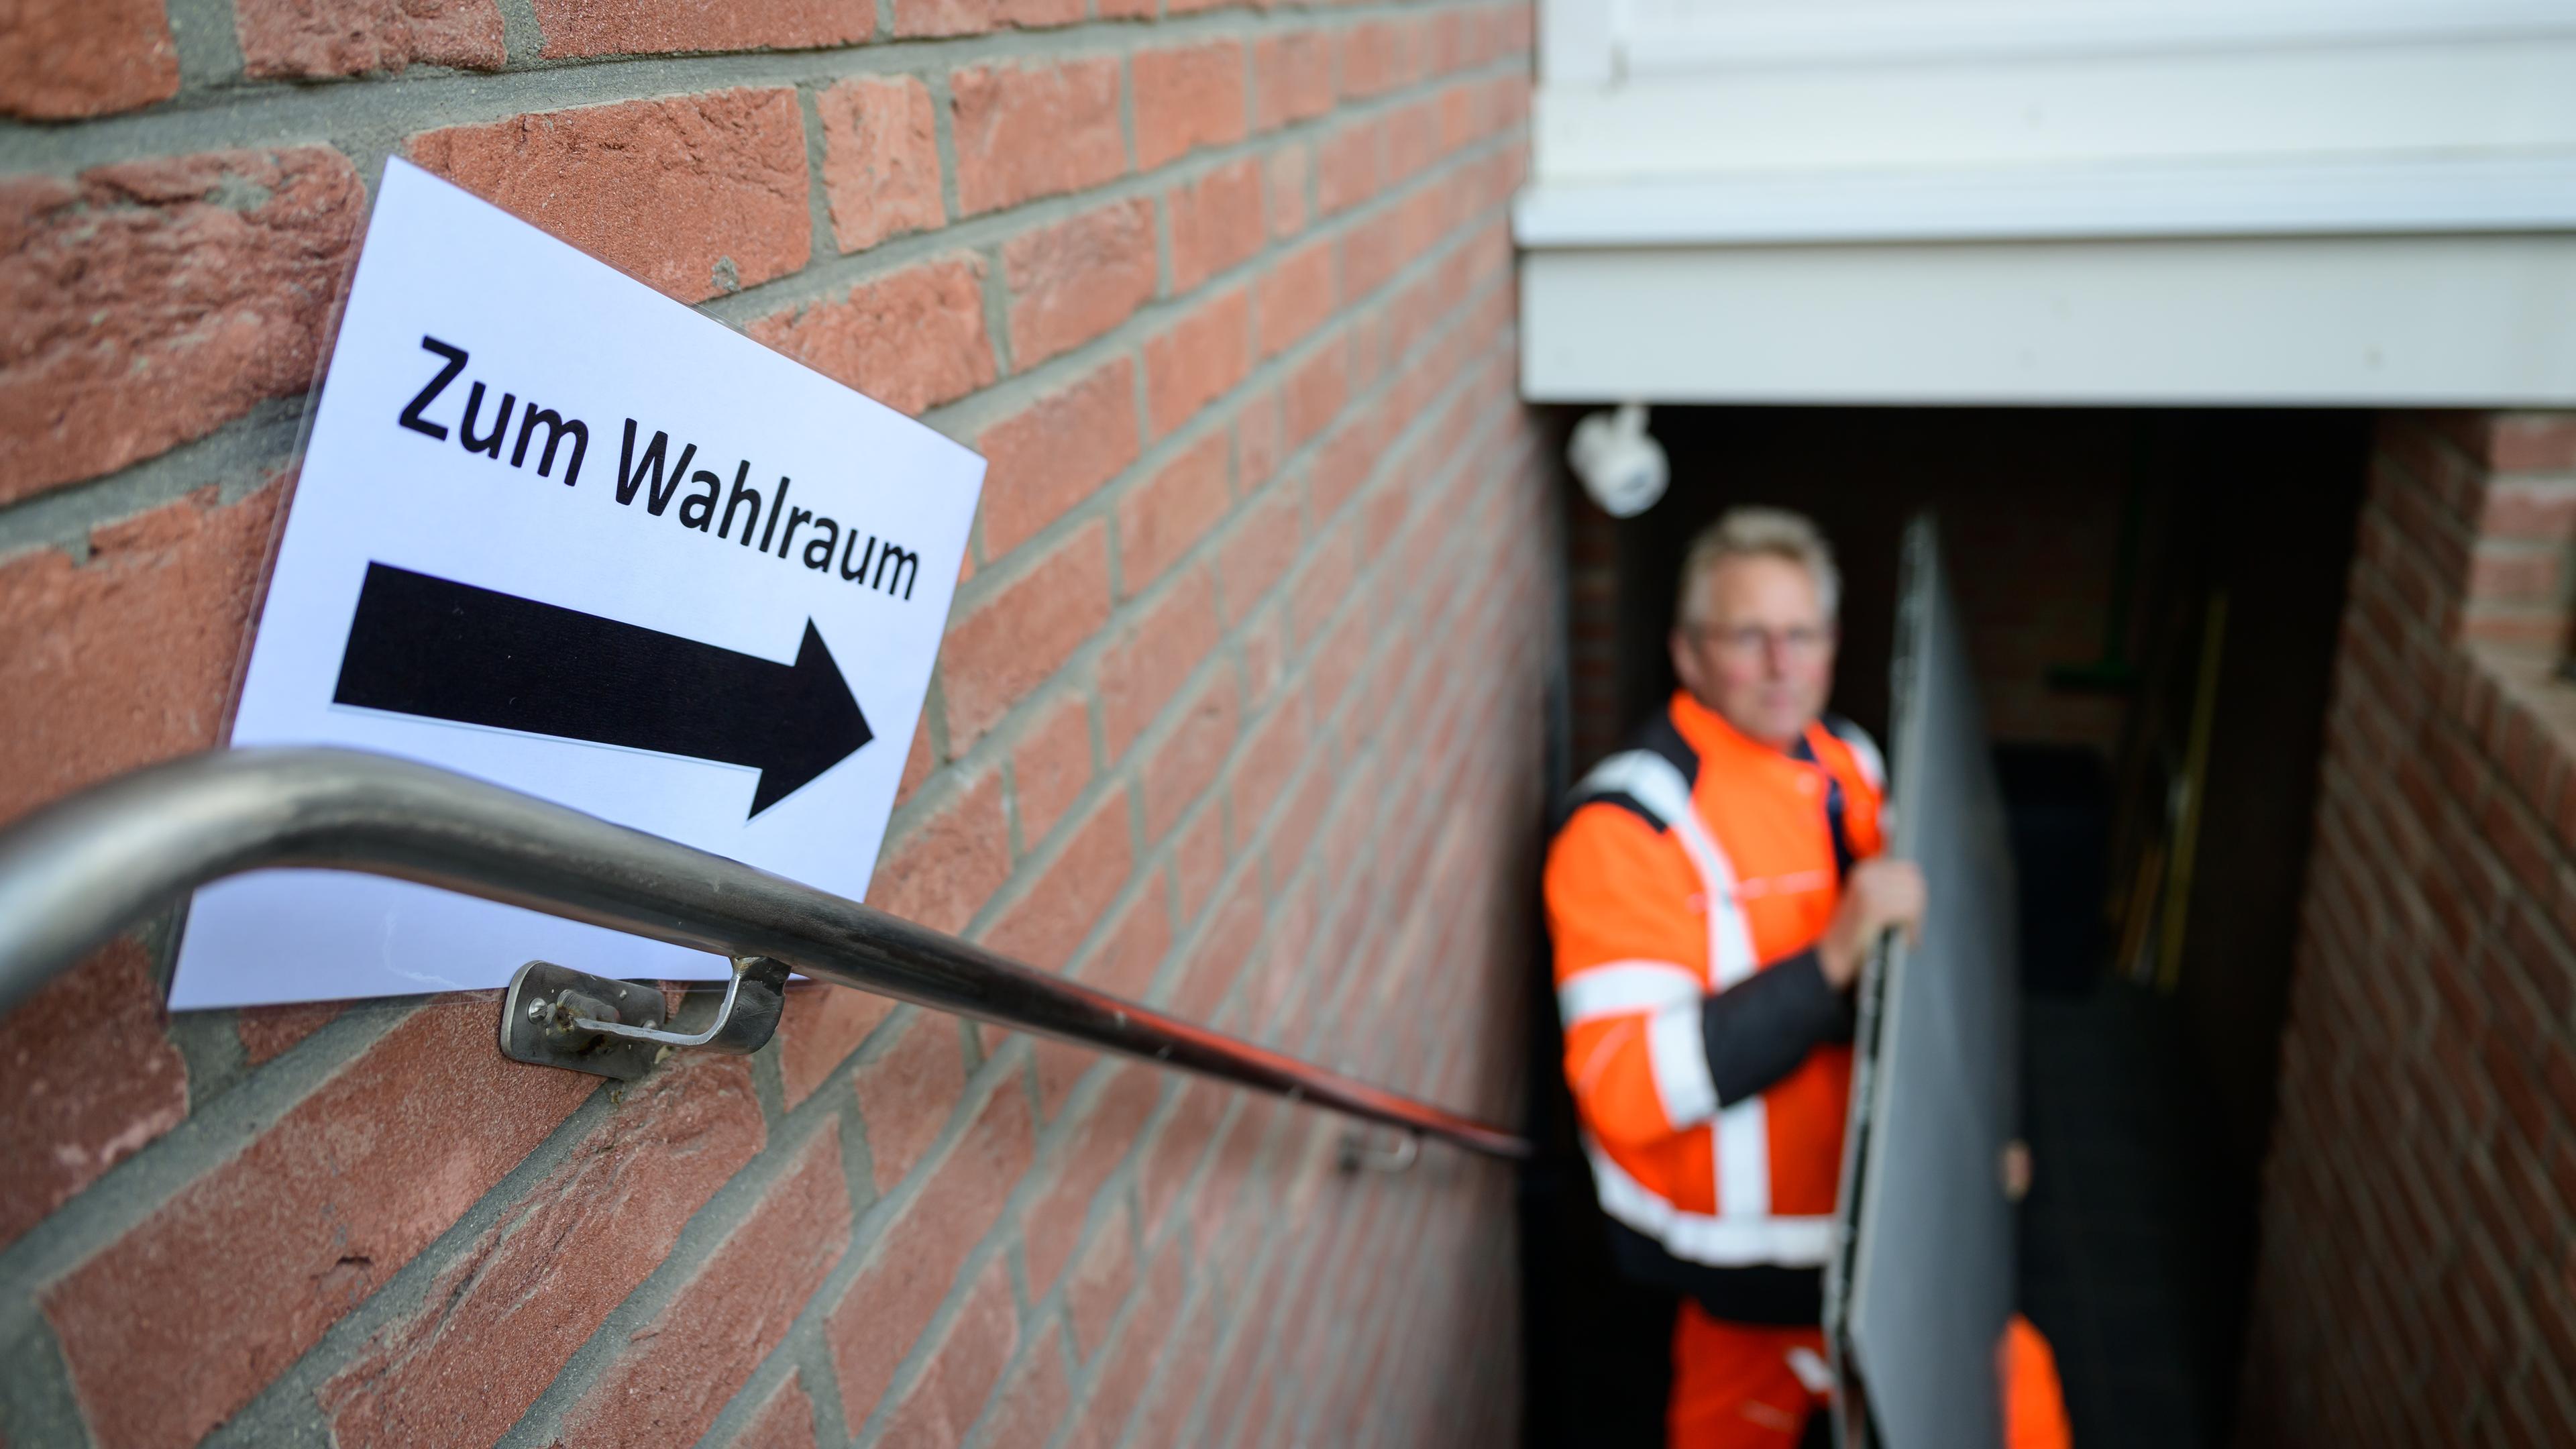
[1699,949,1853,1106]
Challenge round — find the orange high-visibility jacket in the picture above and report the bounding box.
[1546,691,1886,1290]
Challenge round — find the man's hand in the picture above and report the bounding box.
[2002,1139,2033,1203]
[1817,858,1926,988]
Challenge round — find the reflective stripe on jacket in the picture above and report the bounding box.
[1546,690,1886,1272]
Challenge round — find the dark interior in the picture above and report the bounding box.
[1523,407,2369,1448]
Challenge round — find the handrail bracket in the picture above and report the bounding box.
[501,955,790,1081]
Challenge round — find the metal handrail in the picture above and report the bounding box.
[0,748,1527,1159]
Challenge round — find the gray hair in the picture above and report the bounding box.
[1676,506,1841,626]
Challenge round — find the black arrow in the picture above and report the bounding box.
[333,562,871,817]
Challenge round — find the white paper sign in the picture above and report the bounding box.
[168,158,984,1010]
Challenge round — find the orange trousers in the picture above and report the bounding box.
[2002,1314,2072,1449]
[1668,1303,1831,1449]
[1667,1304,2074,1449]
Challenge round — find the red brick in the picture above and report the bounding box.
[979,358,1140,562]
[1236,388,1284,490]
[560,1130,853,1449]
[1210,1289,1283,1433]
[1316,119,1381,216]
[1191,1094,1270,1248]
[2481,477,2576,544]
[1130,1287,1222,1449]
[2480,790,2557,917]
[1329,606,1391,732]
[1383,267,1451,367]
[1228,695,1310,849]
[819,75,945,254]
[1026,1030,1102,1124]
[1173,810,1227,927]
[895,0,1080,38]
[320,1055,764,1449]
[1291,520,1360,645]
[1065,1197,1137,1357]
[1214,486,1301,624]
[1144,288,1252,438]
[896,713,937,809]
[1267,751,1338,883]
[1386,99,1440,183]
[1426,9,1470,73]
[1340,208,1405,300]
[412,89,808,305]
[1009,691,1094,847]
[829,1079,1035,1421]
[1440,80,1482,152]
[1026,1066,1161,1296]
[985,794,1136,969]
[1077,868,1173,998]
[1253,32,1335,129]
[1169,158,1266,293]
[984,1321,1073,1448]
[1338,21,1405,99]
[2488,413,2576,473]
[871,769,1011,934]
[237,1000,342,1067]
[1236,874,1318,1034]
[2467,543,2559,606]
[0,0,176,117]
[1283,341,1350,450]
[1265,144,1311,239]
[854,1012,970,1194]
[748,256,997,417]
[1004,199,1157,369]
[1120,432,1233,594]
[1175,877,1263,1021]
[1256,239,1337,359]
[1102,567,1224,755]
[2,151,358,503]
[1362,474,1411,563]
[779,983,899,1109]
[879,1257,1019,1448]
[1144,671,1241,843]
[44,998,596,1449]
[2489,1038,2553,1150]
[942,523,1112,748]
[731,1375,820,1449]
[0,938,184,1250]
[951,58,1124,215]
[1066,1236,1187,1449]
[1134,42,1248,172]
[0,484,284,822]
[1360,209,1421,301]
[239,0,499,76]
[2535,1280,2576,1391]
[535,0,869,54]
[1137,1077,1224,1238]
[2503,1378,2576,1449]
[1200,1251,1278,1440]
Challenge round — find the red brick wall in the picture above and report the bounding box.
[0,2,1546,1444]
[1564,492,1619,767]
[2240,410,2576,1448]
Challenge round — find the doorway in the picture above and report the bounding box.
[1524,406,2369,1447]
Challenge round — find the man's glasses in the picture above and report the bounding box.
[1689,625,1833,663]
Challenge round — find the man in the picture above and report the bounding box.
[1546,507,1927,1448]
